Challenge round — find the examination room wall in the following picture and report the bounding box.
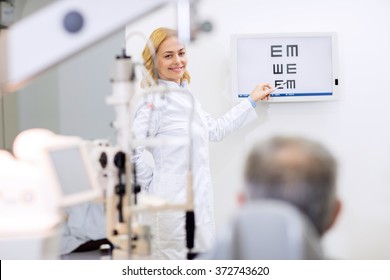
[195,0,390,259]
[16,0,59,136]
[15,0,390,259]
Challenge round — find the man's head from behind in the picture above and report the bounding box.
[243,136,340,235]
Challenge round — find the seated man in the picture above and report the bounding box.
[202,136,341,259]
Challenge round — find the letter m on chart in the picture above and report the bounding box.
[286,80,296,89]
[286,45,298,57]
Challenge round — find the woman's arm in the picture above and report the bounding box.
[206,82,274,142]
[131,103,160,190]
[205,99,257,142]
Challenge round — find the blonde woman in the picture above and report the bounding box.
[132,27,273,259]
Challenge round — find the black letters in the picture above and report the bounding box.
[286,80,296,89]
[286,64,297,74]
[273,64,283,74]
[271,44,299,89]
[286,45,298,57]
[275,80,284,88]
[271,45,282,57]
[274,80,296,89]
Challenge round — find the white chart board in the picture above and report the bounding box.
[231,32,339,102]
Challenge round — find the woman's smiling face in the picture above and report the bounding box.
[157,36,187,84]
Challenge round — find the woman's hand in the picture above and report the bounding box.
[249,82,274,102]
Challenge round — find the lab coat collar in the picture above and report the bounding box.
[158,79,188,89]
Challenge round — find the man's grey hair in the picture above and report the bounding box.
[244,136,337,235]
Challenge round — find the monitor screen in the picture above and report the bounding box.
[231,32,338,102]
[47,144,100,207]
[49,147,91,195]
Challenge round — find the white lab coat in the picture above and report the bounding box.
[132,80,257,259]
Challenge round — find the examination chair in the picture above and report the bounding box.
[202,200,323,259]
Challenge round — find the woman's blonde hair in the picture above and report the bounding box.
[142,27,191,87]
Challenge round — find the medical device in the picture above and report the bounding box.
[0,129,102,259]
